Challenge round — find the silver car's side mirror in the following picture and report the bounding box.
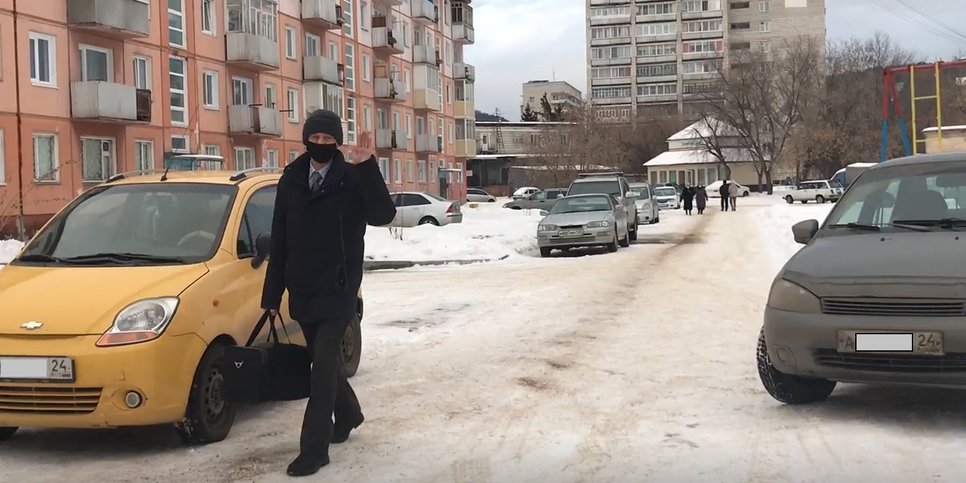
[792,219,819,244]
[539,210,549,216]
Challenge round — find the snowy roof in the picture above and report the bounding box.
[667,118,741,141]
[644,148,759,167]
[922,125,966,133]
[511,164,621,171]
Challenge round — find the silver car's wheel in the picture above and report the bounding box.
[619,225,631,248]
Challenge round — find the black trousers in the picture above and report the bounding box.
[299,319,361,457]
[720,195,728,211]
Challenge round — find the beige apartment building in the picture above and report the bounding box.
[520,80,583,113]
[0,0,475,233]
[586,0,825,121]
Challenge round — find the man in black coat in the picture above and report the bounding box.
[720,180,730,211]
[261,109,396,477]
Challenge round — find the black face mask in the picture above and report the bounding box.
[306,142,338,163]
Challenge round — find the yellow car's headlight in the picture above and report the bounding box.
[96,297,180,347]
[767,279,821,313]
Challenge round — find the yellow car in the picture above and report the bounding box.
[0,168,364,444]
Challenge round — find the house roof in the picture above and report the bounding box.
[667,118,741,141]
[644,148,760,167]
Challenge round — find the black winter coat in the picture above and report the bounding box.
[261,152,396,323]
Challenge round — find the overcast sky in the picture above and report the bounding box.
[463,0,966,121]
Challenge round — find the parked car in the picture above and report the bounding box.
[628,182,660,224]
[653,185,681,210]
[566,172,639,241]
[512,187,540,200]
[706,180,751,198]
[537,194,630,257]
[466,187,496,203]
[389,192,463,227]
[784,180,845,204]
[758,152,966,405]
[0,168,366,444]
[504,188,566,210]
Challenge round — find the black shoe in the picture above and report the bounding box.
[286,453,330,477]
[332,413,365,444]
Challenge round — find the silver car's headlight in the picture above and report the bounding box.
[586,220,610,228]
[767,279,821,313]
[96,297,180,347]
[538,224,558,232]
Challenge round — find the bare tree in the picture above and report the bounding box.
[0,160,78,240]
[689,114,738,180]
[527,105,628,186]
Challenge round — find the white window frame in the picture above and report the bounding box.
[33,133,59,182]
[28,32,56,87]
[133,56,151,89]
[201,0,216,35]
[80,137,116,182]
[346,97,357,144]
[135,139,154,171]
[287,88,299,122]
[200,144,221,169]
[394,158,402,183]
[361,54,370,82]
[360,1,369,30]
[168,0,185,48]
[232,76,253,105]
[234,147,256,170]
[305,34,321,57]
[343,0,354,37]
[345,44,355,91]
[406,114,413,139]
[171,135,190,153]
[265,149,279,167]
[203,70,219,109]
[79,44,113,82]
[759,0,770,12]
[407,159,414,183]
[285,26,297,59]
[378,157,389,181]
[169,56,188,126]
[417,159,427,183]
[760,21,770,32]
[0,130,5,185]
[265,83,278,109]
[289,150,299,162]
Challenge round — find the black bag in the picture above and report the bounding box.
[224,311,312,404]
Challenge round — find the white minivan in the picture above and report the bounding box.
[784,180,845,204]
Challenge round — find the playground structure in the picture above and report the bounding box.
[880,60,966,162]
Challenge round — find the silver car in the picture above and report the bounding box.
[653,186,680,210]
[536,194,630,257]
[629,182,660,224]
[759,152,966,405]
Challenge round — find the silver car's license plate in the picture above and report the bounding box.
[0,356,75,381]
[836,330,944,355]
[559,230,582,237]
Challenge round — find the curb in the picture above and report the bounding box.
[364,255,510,271]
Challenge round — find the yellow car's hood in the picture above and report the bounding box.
[0,263,209,336]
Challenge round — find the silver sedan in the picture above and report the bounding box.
[536,194,630,257]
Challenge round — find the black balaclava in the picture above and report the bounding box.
[302,109,343,163]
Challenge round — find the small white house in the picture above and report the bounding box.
[644,118,765,188]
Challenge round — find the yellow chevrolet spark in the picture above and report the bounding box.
[0,168,363,444]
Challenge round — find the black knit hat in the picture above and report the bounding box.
[302,109,343,146]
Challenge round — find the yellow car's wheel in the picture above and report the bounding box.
[176,344,237,445]
[0,427,17,441]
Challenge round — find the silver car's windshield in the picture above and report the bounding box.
[568,180,621,196]
[826,160,966,231]
[654,187,676,196]
[550,197,613,214]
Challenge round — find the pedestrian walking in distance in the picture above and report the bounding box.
[681,186,695,216]
[719,180,730,211]
[729,181,739,211]
[695,186,708,215]
[261,109,397,477]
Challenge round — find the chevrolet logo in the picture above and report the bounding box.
[20,321,43,330]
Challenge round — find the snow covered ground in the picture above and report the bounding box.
[0,239,23,266]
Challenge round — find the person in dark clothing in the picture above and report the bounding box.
[695,186,708,214]
[681,186,695,215]
[261,109,397,478]
[719,181,730,211]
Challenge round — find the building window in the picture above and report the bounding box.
[235,147,256,170]
[759,0,770,12]
[345,44,355,91]
[285,26,297,59]
[265,149,279,167]
[33,133,58,182]
[306,34,321,57]
[265,83,277,108]
[28,32,56,86]
[135,140,154,171]
[343,0,353,37]
[287,88,299,122]
[760,21,770,32]
[682,0,721,12]
[79,44,112,82]
[592,86,631,99]
[227,0,278,41]
[202,0,216,34]
[449,122,454,143]
[80,138,116,182]
[637,83,677,96]
[0,131,4,185]
[406,114,413,139]
[201,144,221,169]
[636,2,674,15]
[378,158,389,181]
[346,97,357,144]
[168,0,185,47]
[730,22,751,30]
[171,135,189,153]
[232,76,253,105]
[394,158,402,183]
[637,63,676,78]
[591,45,632,60]
[589,6,630,17]
[682,39,724,54]
[406,160,414,183]
[363,104,371,130]
[636,22,676,37]
[203,70,218,108]
[289,150,299,162]
[133,56,151,89]
[362,54,370,82]
[360,1,369,30]
[169,56,187,125]
[682,19,722,33]
[417,159,427,182]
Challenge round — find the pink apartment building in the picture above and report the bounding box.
[0,0,476,235]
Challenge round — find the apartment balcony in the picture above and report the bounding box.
[413,89,441,111]
[590,57,632,67]
[372,0,403,6]
[594,96,634,105]
[682,9,724,20]
[413,45,441,66]
[454,100,474,119]
[71,82,151,122]
[453,22,474,44]
[682,51,724,61]
[303,56,344,85]
[589,0,631,4]
[637,93,678,103]
[411,0,438,25]
[455,139,474,158]
[301,0,344,30]
[682,30,724,41]
[454,62,475,81]
[226,32,280,70]
[636,74,677,84]
[228,105,282,137]
[416,134,443,154]
[638,54,678,64]
[303,81,343,113]
[372,17,404,55]
[67,0,149,39]
[637,33,676,43]
[375,77,408,102]
[589,15,631,26]
[683,71,722,81]
[590,36,632,47]
[593,77,633,87]
[376,129,407,150]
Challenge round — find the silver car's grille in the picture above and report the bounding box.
[820,298,966,317]
[814,350,966,372]
[558,225,584,230]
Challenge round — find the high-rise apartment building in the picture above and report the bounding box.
[0,0,475,232]
[586,0,825,121]
[521,80,583,113]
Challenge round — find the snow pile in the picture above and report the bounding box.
[754,200,833,266]
[0,239,23,266]
[364,202,543,261]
